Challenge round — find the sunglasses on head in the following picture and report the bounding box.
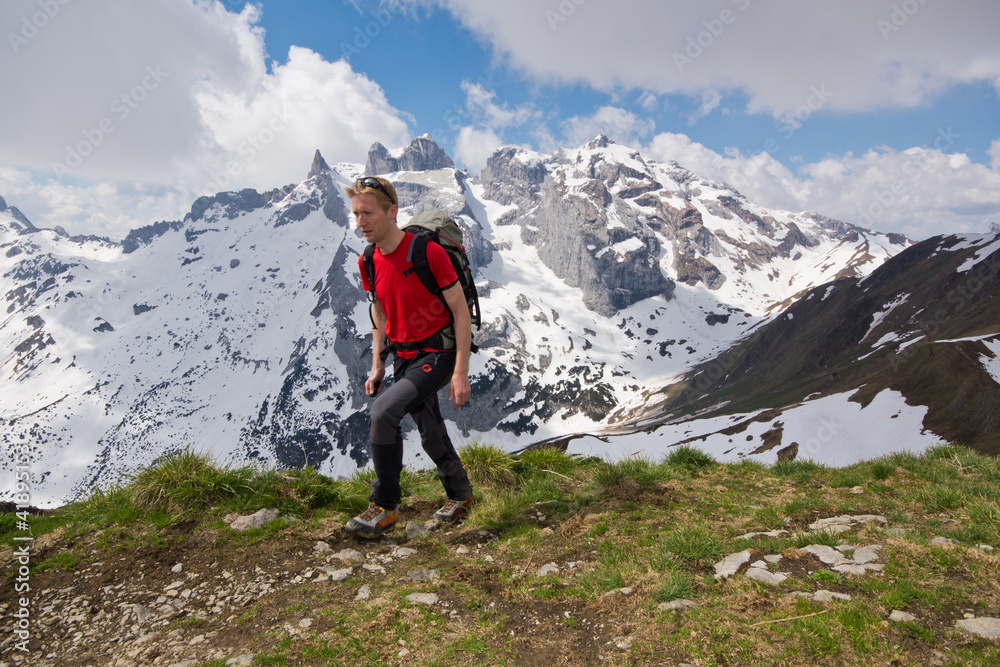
[355,177,397,206]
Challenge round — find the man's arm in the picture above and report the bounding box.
[367,298,388,396]
[441,283,471,408]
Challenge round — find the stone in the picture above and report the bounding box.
[228,508,280,532]
[406,521,430,540]
[850,545,882,564]
[658,599,697,611]
[812,590,851,603]
[714,550,752,578]
[537,562,559,577]
[405,593,439,606]
[890,610,919,623]
[736,529,788,540]
[318,567,352,582]
[333,548,365,563]
[745,567,786,586]
[801,545,846,565]
[787,590,851,603]
[809,515,886,532]
[833,563,881,575]
[403,569,440,583]
[956,617,1000,639]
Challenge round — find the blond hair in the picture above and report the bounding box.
[345,176,398,212]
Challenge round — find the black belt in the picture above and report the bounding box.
[380,326,456,362]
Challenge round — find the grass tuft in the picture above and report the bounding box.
[460,442,517,487]
[663,444,716,471]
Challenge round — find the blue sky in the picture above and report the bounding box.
[1,0,999,240]
[255,0,999,168]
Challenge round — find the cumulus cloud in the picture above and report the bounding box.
[461,81,536,131]
[562,106,656,147]
[453,126,503,173]
[447,81,540,172]
[0,0,410,238]
[644,132,1000,239]
[413,0,1000,116]
[990,139,1000,171]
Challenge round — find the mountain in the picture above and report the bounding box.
[1,136,918,507]
[568,233,1000,465]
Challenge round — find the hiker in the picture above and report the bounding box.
[344,176,475,538]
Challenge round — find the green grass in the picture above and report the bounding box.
[660,524,725,567]
[9,442,1000,667]
[66,449,347,527]
[664,444,717,472]
[592,455,664,488]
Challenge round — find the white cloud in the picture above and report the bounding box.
[460,81,536,131]
[562,106,655,148]
[644,132,1000,240]
[446,80,539,172]
[0,168,193,240]
[416,0,1000,116]
[799,147,1000,239]
[453,126,502,173]
[990,139,1000,171]
[0,0,410,238]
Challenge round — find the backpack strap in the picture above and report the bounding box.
[362,243,378,329]
[405,231,480,350]
[403,232,444,296]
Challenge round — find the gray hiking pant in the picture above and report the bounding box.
[367,350,472,510]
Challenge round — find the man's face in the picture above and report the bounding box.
[352,193,396,244]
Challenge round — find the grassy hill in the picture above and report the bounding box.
[2,443,999,666]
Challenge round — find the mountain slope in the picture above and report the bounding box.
[581,233,1000,464]
[1,137,911,506]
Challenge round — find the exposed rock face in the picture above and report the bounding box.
[365,135,455,175]
[481,146,548,207]
[525,177,674,316]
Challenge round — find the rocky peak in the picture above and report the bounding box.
[309,149,331,178]
[0,196,39,233]
[481,146,548,207]
[587,134,614,150]
[364,135,455,175]
[304,150,350,226]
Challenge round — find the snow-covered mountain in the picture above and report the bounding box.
[562,232,1000,466]
[1,136,913,506]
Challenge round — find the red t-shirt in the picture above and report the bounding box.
[359,232,458,356]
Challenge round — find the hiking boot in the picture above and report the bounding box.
[433,494,476,522]
[345,503,398,538]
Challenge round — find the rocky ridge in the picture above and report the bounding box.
[3,507,998,667]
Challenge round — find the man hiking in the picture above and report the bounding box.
[344,176,475,538]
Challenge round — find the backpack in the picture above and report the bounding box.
[362,209,481,353]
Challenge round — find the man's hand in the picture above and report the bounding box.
[448,372,471,408]
[441,283,472,409]
[366,367,385,397]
